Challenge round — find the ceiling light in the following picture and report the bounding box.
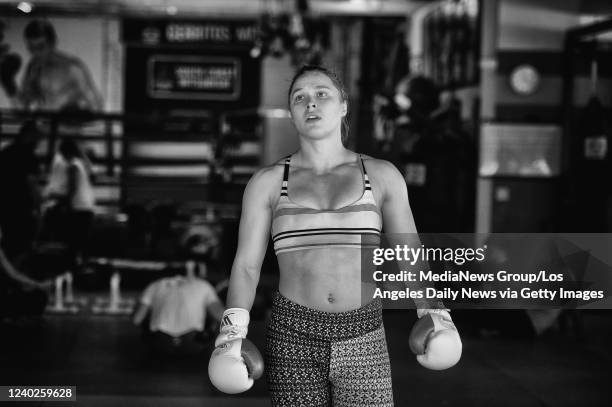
[17,2,33,13]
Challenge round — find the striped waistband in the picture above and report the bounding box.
[268,291,383,340]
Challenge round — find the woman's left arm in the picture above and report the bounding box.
[375,159,417,235]
[374,159,462,370]
[373,159,442,310]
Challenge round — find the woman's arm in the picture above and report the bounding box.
[371,159,461,370]
[376,159,418,235]
[225,166,278,311]
[209,169,275,394]
[374,159,443,310]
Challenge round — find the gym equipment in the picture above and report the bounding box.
[46,273,80,314]
[91,271,134,315]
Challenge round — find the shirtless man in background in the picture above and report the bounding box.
[1,19,102,112]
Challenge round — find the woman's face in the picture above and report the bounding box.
[289,71,347,140]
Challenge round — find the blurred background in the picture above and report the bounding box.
[0,0,611,406]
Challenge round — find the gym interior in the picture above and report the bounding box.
[0,1,611,406]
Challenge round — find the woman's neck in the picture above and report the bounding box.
[295,140,353,174]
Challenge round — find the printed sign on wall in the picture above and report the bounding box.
[147,55,241,100]
[123,19,258,46]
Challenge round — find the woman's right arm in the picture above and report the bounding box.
[225,166,277,311]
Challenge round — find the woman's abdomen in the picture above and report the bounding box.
[277,248,377,312]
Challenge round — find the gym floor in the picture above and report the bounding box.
[1,307,611,407]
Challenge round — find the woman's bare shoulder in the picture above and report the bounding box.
[248,161,284,188]
[242,160,285,207]
[360,155,402,178]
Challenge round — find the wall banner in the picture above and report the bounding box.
[147,55,241,100]
[122,19,258,47]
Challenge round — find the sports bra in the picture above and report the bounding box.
[271,155,382,255]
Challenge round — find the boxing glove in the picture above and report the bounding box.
[409,309,462,370]
[0,52,21,97]
[208,337,264,394]
[209,308,264,393]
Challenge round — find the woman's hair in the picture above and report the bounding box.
[288,65,350,146]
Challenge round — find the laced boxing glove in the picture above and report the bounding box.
[208,308,264,394]
[409,309,462,370]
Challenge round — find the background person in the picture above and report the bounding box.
[0,18,102,112]
[133,262,225,355]
[40,138,95,265]
[0,120,42,261]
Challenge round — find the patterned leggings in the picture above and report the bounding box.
[265,292,394,407]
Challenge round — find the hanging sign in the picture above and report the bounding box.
[147,56,241,100]
[123,19,258,46]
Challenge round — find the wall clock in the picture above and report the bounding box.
[510,64,540,96]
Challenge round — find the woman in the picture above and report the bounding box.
[209,66,460,406]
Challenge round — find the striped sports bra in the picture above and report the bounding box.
[271,155,382,255]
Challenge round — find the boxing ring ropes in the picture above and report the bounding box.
[0,108,247,315]
[44,259,206,315]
